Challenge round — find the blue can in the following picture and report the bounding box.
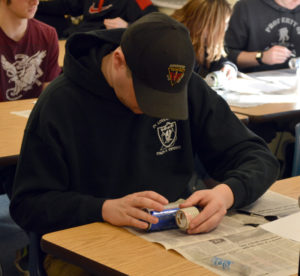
[146,208,179,232]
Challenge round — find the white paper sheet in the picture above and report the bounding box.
[215,68,299,107]
[11,110,32,118]
[261,211,300,242]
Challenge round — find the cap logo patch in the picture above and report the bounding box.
[167,64,186,86]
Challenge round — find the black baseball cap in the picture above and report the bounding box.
[120,12,195,120]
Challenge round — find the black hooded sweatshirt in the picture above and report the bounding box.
[10,29,279,235]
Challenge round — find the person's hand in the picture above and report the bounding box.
[103,17,128,29]
[179,184,234,234]
[262,45,292,65]
[221,64,237,80]
[102,191,169,229]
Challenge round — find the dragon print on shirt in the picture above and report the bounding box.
[153,119,182,156]
[1,50,46,100]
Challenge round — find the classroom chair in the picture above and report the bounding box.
[292,122,300,176]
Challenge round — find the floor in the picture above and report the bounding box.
[0,194,28,276]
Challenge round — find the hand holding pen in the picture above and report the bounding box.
[262,45,294,65]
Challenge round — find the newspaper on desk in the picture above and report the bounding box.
[215,69,299,108]
[126,190,300,276]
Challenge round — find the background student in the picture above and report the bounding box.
[0,0,61,195]
[171,0,237,79]
[225,0,300,73]
[36,0,158,38]
[0,0,61,102]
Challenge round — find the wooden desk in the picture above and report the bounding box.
[231,102,300,123]
[42,224,215,276]
[230,69,300,123]
[41,176,300,276]
[58,40,66,68]
[0,99,35,165]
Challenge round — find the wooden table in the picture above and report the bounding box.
[230,69,300,123]
[231,102,300,123]
[41,176,300,276]
[58,40,66,68]
[0,99,35,165]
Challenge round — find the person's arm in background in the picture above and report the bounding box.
[224,0,248,67]
[237,46,292,68]
[43,27,62,84]
[104,17,129,29]
[210,57,238,80]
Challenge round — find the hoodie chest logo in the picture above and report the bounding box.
[157,121,177,148]
[153,119,181,156]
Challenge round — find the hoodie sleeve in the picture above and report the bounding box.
[225,0,250,64]
[10,91,105,235]
[188,73,279,208]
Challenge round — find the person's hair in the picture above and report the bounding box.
[171,0,231,68]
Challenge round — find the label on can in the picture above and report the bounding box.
[175,206,200,231]
[146,208,179,232]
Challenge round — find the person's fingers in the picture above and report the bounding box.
[132,191,168,211]
[126,216,149,229]
[179,190,205,208]
[187,211,224,234]
[127,206,159,225]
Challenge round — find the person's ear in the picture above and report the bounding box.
[112,47,127,71]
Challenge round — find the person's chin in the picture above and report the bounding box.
[27,8,37,18]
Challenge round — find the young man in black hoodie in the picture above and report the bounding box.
[10,12,279,274]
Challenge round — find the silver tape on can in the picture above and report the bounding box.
[175,206,200,231]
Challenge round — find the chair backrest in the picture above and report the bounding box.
[292,122,300,176]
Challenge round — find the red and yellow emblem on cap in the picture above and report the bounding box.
[167,64,186,86]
